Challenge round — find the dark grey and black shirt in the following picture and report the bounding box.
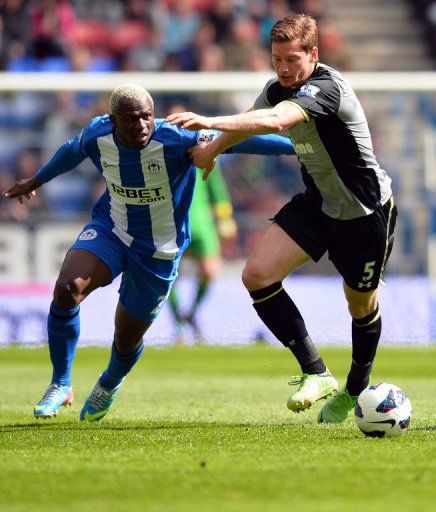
[253,63,392,220]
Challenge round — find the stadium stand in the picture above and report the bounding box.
[324,0,435,71]
[409,0,436,59]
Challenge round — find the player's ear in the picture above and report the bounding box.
[309,46,319,63]
[109,113,116,125]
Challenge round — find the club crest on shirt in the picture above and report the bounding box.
[296,83,320,98]
[79,229,97,241]
[144,160,162,176]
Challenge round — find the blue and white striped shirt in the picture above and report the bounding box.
[36,115,294,260]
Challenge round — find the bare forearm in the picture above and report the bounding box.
[209,132,251,157]
[167,102,304,136]
[208,109,286,135]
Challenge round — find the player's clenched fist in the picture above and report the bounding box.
[188,144,217,180]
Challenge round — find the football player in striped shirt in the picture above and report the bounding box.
[3,83,294,421]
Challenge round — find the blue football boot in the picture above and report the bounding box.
[34,384,74,419]
[80,378,124,422]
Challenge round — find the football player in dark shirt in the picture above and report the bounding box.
[167,13,397,424]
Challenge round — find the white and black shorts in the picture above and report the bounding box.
[273,193,397,292]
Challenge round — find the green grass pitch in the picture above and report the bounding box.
[0,345,435,512]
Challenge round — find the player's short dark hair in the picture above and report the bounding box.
[270,14,318,52]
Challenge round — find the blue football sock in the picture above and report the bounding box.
[48,302,80,387]
[99,341,144,389]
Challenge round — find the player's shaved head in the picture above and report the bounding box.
[110,84,153,114]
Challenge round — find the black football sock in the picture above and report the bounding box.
[346,305,382,396]
[250,282,326,374]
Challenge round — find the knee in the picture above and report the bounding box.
[114,335,142,357]
[242,262,271,291]
[114,333,143,356]
[53,277,83,309]
[348,302,377,320]
[200,265,218,282]
[198,257,220,282]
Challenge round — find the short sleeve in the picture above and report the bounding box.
[252,78,276,110]
[286,78,341,119]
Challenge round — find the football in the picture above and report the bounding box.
[354,383,412,438]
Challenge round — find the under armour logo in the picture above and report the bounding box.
[358,282,372,289]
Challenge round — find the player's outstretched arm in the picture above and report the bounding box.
[166,112,214,131]
[167,103,305,134]
[3,135,87,204]
[2,177,43,204]
[35,139,87,184]
[227,133,295,156]
[188,132,294,182]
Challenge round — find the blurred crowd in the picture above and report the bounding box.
[412,1,436,58]
[0,0,351,73]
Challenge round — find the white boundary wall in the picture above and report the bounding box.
[0,275,434,346]
[1,71,436,92]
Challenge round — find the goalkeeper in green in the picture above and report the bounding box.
[168,163,237,341]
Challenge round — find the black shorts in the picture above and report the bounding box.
[273,193,397,291]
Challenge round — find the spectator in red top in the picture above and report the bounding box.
[30,0,75,59]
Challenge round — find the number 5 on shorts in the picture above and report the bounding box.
[358,261,376,289]
[363,261,375,281]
